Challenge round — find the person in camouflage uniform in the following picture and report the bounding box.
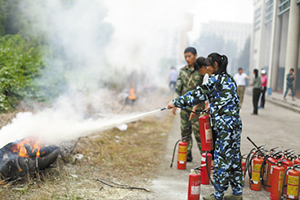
[173,47,205,162]
[168,53,244,200]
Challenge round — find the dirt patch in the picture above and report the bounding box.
[0,91,174,199]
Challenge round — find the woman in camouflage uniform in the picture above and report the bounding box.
[167,53,244,200]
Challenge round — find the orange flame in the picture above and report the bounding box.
[10,137,41,158]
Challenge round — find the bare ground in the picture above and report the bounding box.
[0,89,174,200]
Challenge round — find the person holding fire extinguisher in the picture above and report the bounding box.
[167,52,244,200]
[189,57,215,168]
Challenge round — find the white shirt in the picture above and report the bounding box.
[203,73,209,85]
[234,73,248,86]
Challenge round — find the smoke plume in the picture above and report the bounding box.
[0,0,196,148]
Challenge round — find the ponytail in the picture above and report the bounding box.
[206,53,228,75]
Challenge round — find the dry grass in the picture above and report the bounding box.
[0,109,174,199]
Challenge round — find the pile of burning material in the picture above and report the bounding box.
[0,137,60,181]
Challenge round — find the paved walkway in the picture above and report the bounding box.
[143,89,300,200]
[246,87,300,114]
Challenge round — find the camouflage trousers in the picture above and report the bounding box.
[213,128,244,200]
[180,109,202,160]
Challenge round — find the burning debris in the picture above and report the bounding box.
[0,137,60,181]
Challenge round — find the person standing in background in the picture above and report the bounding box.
[233,68,250,108]
[259,69,267,109]
[168,66,178,91]
[173,47,205,162]
[283,68,295,101]
[251,69,261,115]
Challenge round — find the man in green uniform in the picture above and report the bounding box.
[172,47,204,162]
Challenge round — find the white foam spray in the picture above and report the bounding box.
[0,0,196,148]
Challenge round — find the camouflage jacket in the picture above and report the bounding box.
[173,72,242,131]
[174,65,204,111]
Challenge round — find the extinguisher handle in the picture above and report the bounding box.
[246,137,264,155]
[293,163,300,168]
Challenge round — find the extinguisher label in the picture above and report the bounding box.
[278,171,284,191]
[178,153,187,161]
[252,164,261,182]
[179,146,187,152]
[287,176,299,197]
[191,186,200,195]
[204,123,212,142]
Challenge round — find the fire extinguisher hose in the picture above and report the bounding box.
[244,148,255,179]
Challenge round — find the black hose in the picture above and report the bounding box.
[170,139,181,168]
[244,148,255,178]
[248,153,256,184]
[246,137,264,155]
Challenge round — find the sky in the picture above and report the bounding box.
[189,0,254,41]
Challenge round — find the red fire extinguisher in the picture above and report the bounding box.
[282,164,300,200]
[188,169,201,200]
[294,155,300,165]
[200,152,212,185]
[250,155,264,191]
[270,162,285,200]
[199,114,213,152]
[282,156,294,194]
[241,154,246,177]
[170,137,188,170]
[264,155,278,192]
[177,141,188,170]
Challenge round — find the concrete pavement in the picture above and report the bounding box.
[144,90,300,200]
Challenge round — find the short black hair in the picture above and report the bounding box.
[238,68,243,71]
[290,68,294,72]
[184,47,197,55]
[254,69,258,78]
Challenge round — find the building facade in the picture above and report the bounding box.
[250,0,300,94]
[201,21,252,53]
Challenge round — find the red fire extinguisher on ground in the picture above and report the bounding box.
[270,162,285,200]
[199,114,213,152]
[177,141,188,170]
[294,155,300,165]
[282,156,294,194]
[282,164,300,200]
[188,169,201,200]
[200,152,212,185]
[241,154,246,177]
[250,155,264,191]
[170,137,188,170]
[264,155,278,192]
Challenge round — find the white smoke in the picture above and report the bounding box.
[0,0,197,148]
